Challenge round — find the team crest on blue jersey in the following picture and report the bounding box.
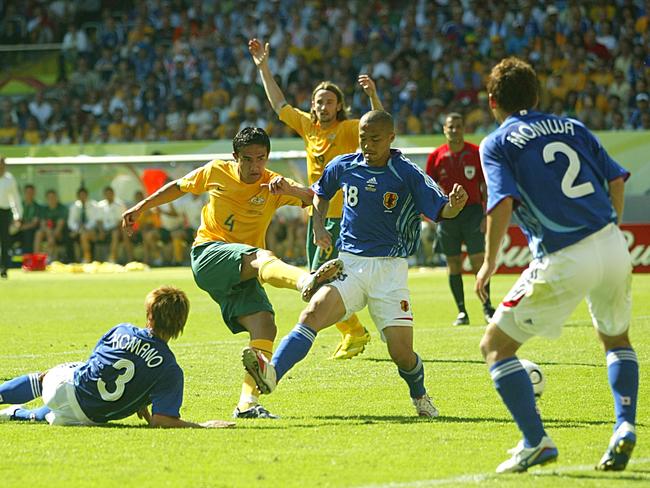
[250,195,265,206]
[464,166,476,179]
[383,192,398,209]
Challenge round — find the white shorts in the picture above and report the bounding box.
[494,224,632,343]
[329,252,413,341]
[42,362,97,426]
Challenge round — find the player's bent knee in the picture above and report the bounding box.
[299,287,344,331]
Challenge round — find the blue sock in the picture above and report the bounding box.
[490,357,546,447]
[0,373,42,404]
[607,348,639,429]
[271,323,317,381]
[398,353,426,398]
[13,406,50,422]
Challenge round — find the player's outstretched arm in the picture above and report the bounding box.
[475,197,513,302]
[122,180,185,234]
[249,38,287,114]
[440,183,468,219]
[262,176,314,206]
[312,194,332,250]
[358,75,383,111]
[608,176,625,224]
[148,413,235,429]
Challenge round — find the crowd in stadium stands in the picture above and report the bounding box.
[11,182,308,266]
[0,0,649,147]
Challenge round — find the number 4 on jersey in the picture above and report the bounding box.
[224,214,235,231]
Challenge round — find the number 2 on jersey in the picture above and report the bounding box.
[543,142,595,199]
[97,358,135,401]
[343,184,359,207]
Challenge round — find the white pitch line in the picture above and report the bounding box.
[0,339,244,360]
[356,457,650,488]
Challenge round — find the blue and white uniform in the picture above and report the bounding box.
[480,110,632,342]
[42,324,183,425]
[313,149,448,338]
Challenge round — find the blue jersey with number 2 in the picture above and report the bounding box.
[480,110,629,258]
[313,149,448,257]
[74,324,183,423]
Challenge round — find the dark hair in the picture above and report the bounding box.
[486,57,539,114]
[360,110,394,130]
[145,286,190,341]
[46,189,57,196]
[103,186,114,193]
[444,112,464,125]
[77,187,88,196]
[232,127,271,155]
[24,184,35,191]
[311,81,349,124]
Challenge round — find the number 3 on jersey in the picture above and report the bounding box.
[98,358,135,401]
[543,142,595,199]
[343,184,359,207]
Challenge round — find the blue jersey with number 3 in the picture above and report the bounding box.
[313,149,448,257]
[480,110,629,258]
[74,324,184,423]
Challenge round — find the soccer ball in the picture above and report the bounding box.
[519,359,545,397]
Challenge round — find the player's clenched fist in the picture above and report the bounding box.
[441,183,468,219]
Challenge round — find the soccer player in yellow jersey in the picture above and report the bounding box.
[122,128,343,419]
[249,38,383,359]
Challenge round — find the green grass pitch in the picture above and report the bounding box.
[1,268,648,487]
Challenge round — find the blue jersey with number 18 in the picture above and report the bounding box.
[74,324,184,423]
[313,149,448,257]
[480,110,629,258]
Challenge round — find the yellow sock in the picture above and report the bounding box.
[335,313,366,337]
[258,256,307,290]
[239,339,274,410]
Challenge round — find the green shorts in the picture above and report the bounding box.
[306,216,341,272]
[190,241,274,334]
[437,204,485,256]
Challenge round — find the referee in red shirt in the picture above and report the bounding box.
[426,113,495,325]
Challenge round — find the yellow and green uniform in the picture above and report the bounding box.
[180,159,304,332]
[279,104,359,269]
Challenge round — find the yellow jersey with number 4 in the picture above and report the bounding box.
[178,160,303,248]
[279,105,359,217]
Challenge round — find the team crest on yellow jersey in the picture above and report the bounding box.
[383,192,398,209]
[250,195,266,206]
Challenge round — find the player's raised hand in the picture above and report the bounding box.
[440,184,468,219]
[248,38,269,67]
[261,176,290,195]
[199,420,236,428]
[358,75,377,96]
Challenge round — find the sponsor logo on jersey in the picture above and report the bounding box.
[400,300,409,312]
[365,176,378,192]
[250,195,266,206]
[464,165,476,179]
[383,192,399,209]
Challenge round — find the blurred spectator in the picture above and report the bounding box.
[97,186,132,263]
[1,0,649,141]
[34,189,69,262]
[67,187,100,262]
[13,183,41,254]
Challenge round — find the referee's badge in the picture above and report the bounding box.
[464,166,476,180]
[383,192,399,209]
